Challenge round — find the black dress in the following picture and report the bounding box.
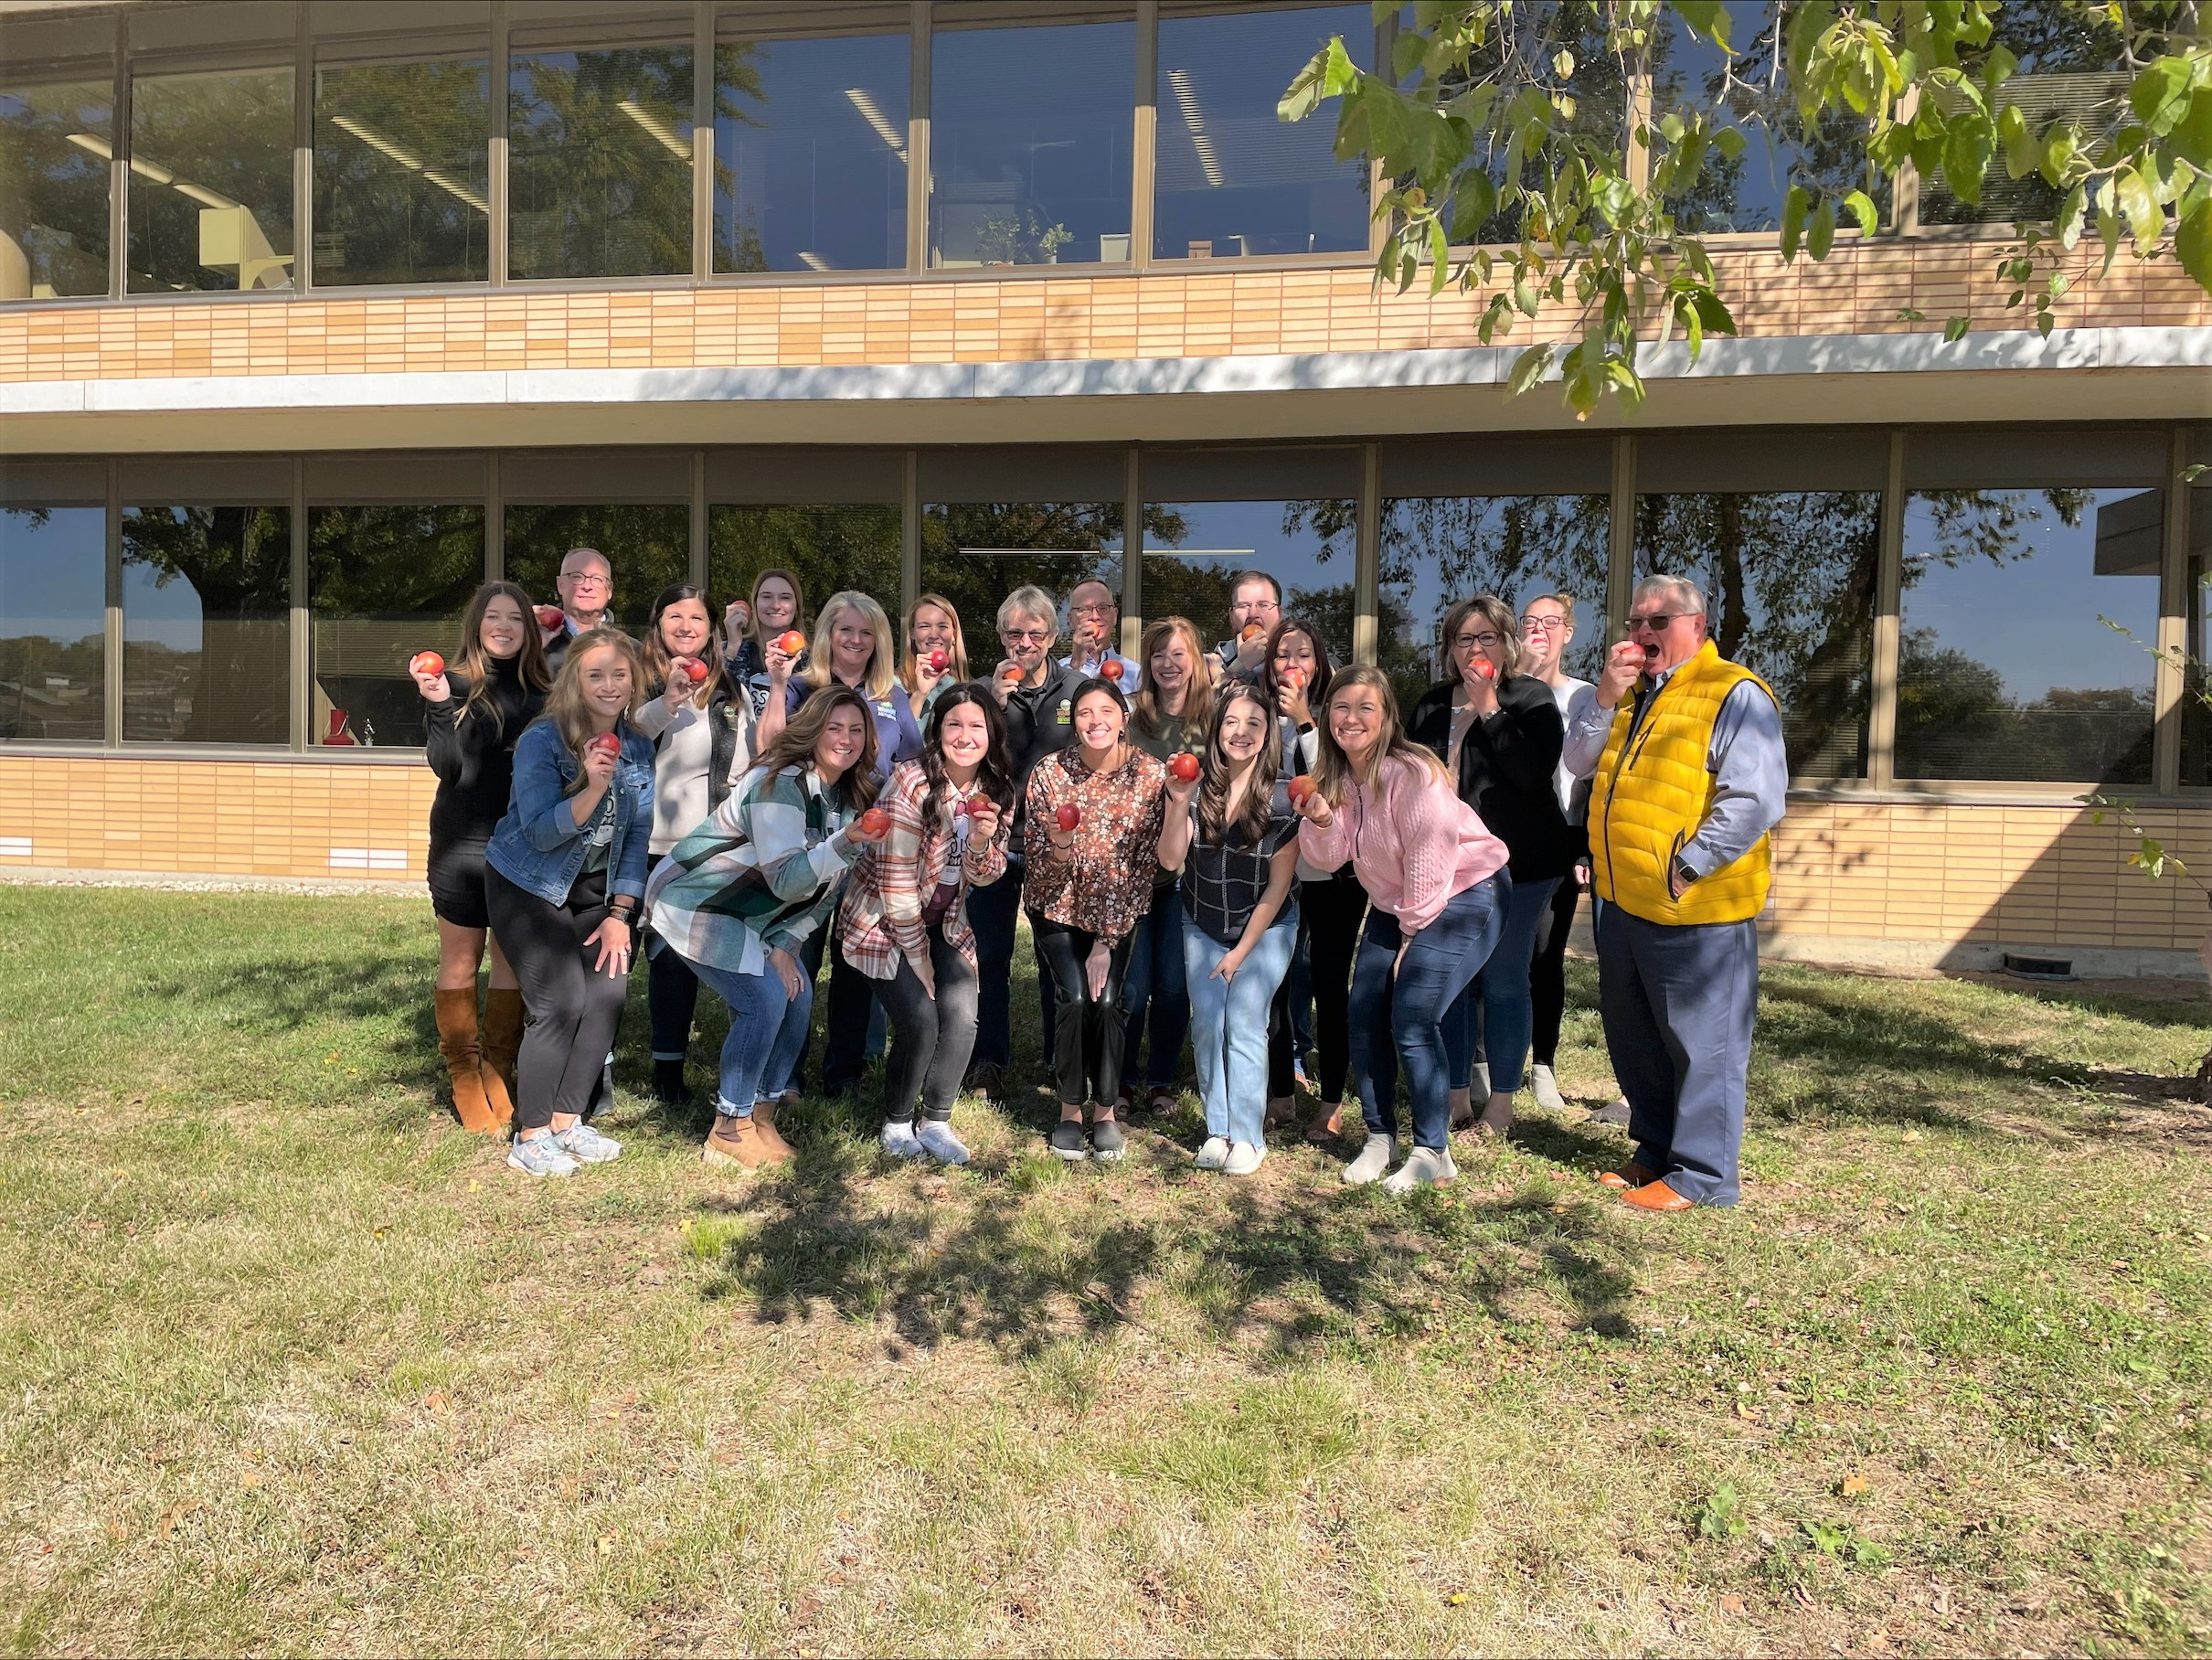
[423,657,546,928]
[1408,675,1573,884]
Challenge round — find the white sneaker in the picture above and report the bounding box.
[507,1134,580,1177]
[1382,1144,1458,1194]
[915,1120,970,1165]
[880,1121,927,1160]
[1531,1063,1567,1112]
[552,1122,622,1163]
[1223,1142,1265,1176]
[1342,1133,1395,1186]
[1194,1135,1229,1170]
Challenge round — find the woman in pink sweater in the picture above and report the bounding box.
[1294,665,1510,1191]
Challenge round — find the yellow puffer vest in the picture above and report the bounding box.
[1590,640,1775,926]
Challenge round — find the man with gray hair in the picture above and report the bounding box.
[1562,573,1788,1211]
[539,546,615,676]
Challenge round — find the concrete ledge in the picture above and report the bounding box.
[1755,930,2208,983]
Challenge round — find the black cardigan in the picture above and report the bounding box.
[1408,675,1574,882]
[423,658,548,848]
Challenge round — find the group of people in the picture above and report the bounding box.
[416,546,1784,1209]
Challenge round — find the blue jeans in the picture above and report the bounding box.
[1347,878,1505,1153]
[967,855,1054,1072]
[688,953,814,1118]
[1442,872,1559,1095]
[1121,881,1190,1092]
[1183,915,1297,1147]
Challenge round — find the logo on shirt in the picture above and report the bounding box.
[1055,700,1071,725]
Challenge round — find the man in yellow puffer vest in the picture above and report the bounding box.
[1563,575,1789,1211]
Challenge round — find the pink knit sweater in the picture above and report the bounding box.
[1297,753,1509,932]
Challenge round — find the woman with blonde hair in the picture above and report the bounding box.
[483,629,655,1177]
[900,592,971,717]
[413,580,552,1133]
[1120,614,1212,1114]
[1292,665,1510,1194]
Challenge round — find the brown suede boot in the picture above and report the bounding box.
[482,987,525,1114]
[751,1095,795,1160]
[433,988,498,1133]
[701,1112,788,1170]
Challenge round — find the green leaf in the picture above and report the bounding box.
[2056,183,2088,250]
[1513,276,1540,317]
[1447,170,1498,244]
[2176,198,2212,294]
[1553,48,1575,79]
[1942,315,1971,343]
[1982,42,2017,90]
[1674,0,1732,52]
[1781,185,1812,261]
[2130,56,2196,137]
[1689,290,1736,335]
[2039,122,2078,189]
[1943,113,1994,208]
[1808,197,1836,261]
[1278,45,1334,123]
[1505,343,1553,399]
[1712,125,1748,162]
[1842,189,1879,236]
[1997,103,2035,178]
[1426,218,1451,291]
[1897,305,1927,323]
[2117,165,2163,257]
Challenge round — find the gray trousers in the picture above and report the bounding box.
[1593,900,1758,1207]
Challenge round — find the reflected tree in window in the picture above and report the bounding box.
[710,504,902,621]
[1637,493,1880,778]
[0,78,112,298]
[0,506,105,741]
[314,55,490,286]
[503,505,689,632]
[920,504,1151,652]
[508,42,697,280]
[1153,500,1356,669]
[121,505,292,744]
[309,505,486,748]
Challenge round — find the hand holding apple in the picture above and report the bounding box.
[724,599,750,637]
[1167,751,1201,782]
[850,805,893,846]
[535,604,566,633]
[926,648,949,674]
[1597,639,1646,709]
[409,651,451,702]
[1292,777,1333,827]
[581,730,621,787]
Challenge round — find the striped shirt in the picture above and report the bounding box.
[1180,782,1300,947]
[645,762,858,975]
[837,761,1010,980]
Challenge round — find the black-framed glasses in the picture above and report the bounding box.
[1520,614,1567,633]
[1453,631,1503,650]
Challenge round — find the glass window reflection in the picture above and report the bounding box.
[710,505,902,622]
[1154,3,1370,261]
[1,76,113,298]
[502,505,689,633]
[931,3,1133,267]
[314,52,490,286]
[508,23,694,281]
[1898,488,2159,784]
[0,506,106,742]
[921,504,1123,647]
[715,11,909,274]
[309,505,486,748]
[127,66,295,293]
[122,505,292,745]
[1153,500,1356,668]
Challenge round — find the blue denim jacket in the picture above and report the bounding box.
[484,719,654,905]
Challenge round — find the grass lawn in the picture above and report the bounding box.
[2,885,2208,1657]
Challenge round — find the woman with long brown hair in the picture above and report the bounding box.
[1292,665,1510,1194]
[648,686,887,1170]
[726,567,806,719]
[412,580,551,1133]
[483,630,655,1177]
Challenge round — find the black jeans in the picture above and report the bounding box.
[810,929,884,1095]
[1270,870,1367,1102]
[1029,912,1136,1109]
[485,864,624,1131]
[645,854,700,1065]
[1528,869,1583,1067]
[874,923,981,1123]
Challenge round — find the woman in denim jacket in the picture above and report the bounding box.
[484,629,655,1178]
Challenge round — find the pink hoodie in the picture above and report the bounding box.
[1297,752,1508,932]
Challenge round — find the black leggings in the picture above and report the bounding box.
[1270,871,1367,1102]
[1528,869,1584,1067]
[1029,913,1136,1110]
[874,923,981,1124]
[485,864,625,1132]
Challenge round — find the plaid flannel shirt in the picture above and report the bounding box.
[645,762,856,975]
[837,760,1009,980]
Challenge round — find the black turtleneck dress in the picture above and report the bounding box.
[422,657,548,928]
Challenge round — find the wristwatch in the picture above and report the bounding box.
[1670,853,1700,891]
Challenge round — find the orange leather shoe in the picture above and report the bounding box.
[1621,1178,1693,1212]
[1597,1161,1660,1191]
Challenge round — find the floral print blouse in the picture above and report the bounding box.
[1022,744,1167,941]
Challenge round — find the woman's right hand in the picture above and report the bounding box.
[1164,771,1199,808]
[764,639,796,682]
[413,665,452,703]
[1296,789,1334,829]
[724,599,751,644]
[768,947,803,1000]
[663,665,695,709]
[911,957,937,1002]
[1275,680,1310,728]
[580,740,619,791]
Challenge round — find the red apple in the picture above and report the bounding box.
[774,630,808,656]
[1168,751,1201,782]
[409,650,444,678]
[1240,622,1266,643]
[1280,667,1306,691]
[587,732,621,758]
[1055,803,1081,833]
[1287,774,1315,806]
[927,648,949,673]
[1472,656,1497,680]
[969,793,994,817]
[680,656,709,684]
[727,601,750,631]
[535,604,565,630]
[858,806,892,839]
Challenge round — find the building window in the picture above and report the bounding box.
[920,503,1123,657]
[308,505,486,749]
[126,63,296,293]
[121,504,292,745]
[2185,483,2212,787]
[313,42,491,287]
[1375,495,1611,710]
[1154,2,1370,261]
[502,505,689,633]
[1636,492,1879,778]
[1897,488,2161,784]
[709,505,901,629]
[930,2,1133,268]
[1,71,114,299]
[507,14,695,281]
[715,6,909,275]
[0,504,105,742]
[1156,497,1355,667]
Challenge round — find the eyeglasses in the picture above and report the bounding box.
[1627,612,1689,633]
[1521,615,1567,633]
[1068,601,1115,617]
[561,572,610,590]
[1454,632,1503,650]
[1003,627,1052,644]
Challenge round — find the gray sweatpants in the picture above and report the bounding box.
[1593,901,1759,1206]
